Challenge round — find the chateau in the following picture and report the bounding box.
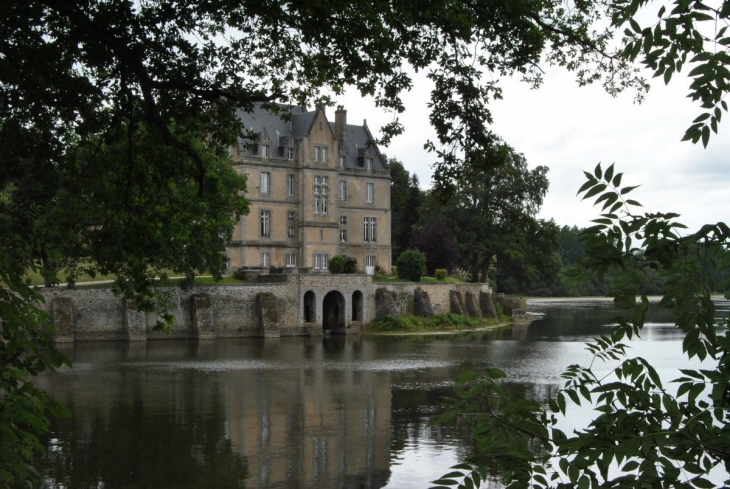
[227,104,392,273]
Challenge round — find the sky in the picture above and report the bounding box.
[330,64,730,234]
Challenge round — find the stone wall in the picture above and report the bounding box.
[39,276,494,342]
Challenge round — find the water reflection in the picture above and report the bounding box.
[36,298,728,488]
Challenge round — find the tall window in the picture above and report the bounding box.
[287,226,295,238]
[339,180,347,201]
[363,217,377,243]
[260,210,271,237]
[261,252,271,267]
[287,147,295,160]
[338,155,345,168]
[261,145,269,158]
[287,174,295,197]
[365,255,377,267]
[260,172,271,195]
[340,230,347,243]
[365,158,372,170]
[313,146,329,162]
[286,253,297,267]
[313,253,329,270]
[365,183,374,203]
[313,176,329,214]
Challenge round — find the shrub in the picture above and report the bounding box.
[396,249,427,282]
[435,268,447,281]
[328,255,345,273]
[269,266,283,274]
[343,255,358,274]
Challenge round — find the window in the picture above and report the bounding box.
[313,253,329,270]
[365,158,372,170]
[287,226,295,238]
[365,255,377,267]
[313,146,329,162]
[313,175,329,214]
[260,172,270,195]
[365,183,374,203]
[260,210,271,237]
[287,211,295,221]
[261,145,269,158]
[287,147,295,160]
[339,216,347,225]
[339,180,347,201]
[286,253,297,267]
[340,230,347,243]
[261,252,271,267]
[363,217,377,243]
[338,155,345,168]
[287,174,295,197]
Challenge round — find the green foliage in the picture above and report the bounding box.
[396,249,427,282]
[432,165,730,488]
[611,0,730,147]
[328,255,345,274]
[435,269,448,281]
[343,256,358,274]
[370,313,499,333]
[424,139,552,285]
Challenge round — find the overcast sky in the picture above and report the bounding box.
[331,64,729,234]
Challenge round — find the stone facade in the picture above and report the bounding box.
[39,277,492,342]
[228,104,392,275]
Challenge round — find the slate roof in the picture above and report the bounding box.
[235,104,388,172]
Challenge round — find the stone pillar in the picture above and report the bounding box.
[413,288,435,318]
[191,293,216,339]
[449,291,466,315]
[52,297,74,343]
[375,288,399,320]
[256,292,280,337]
[479,292,499,320]
[465,292,480,317]
[123,300,147,341]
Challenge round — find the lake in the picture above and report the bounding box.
[36,297,729,488]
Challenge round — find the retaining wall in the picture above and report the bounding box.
[39,276,493,342]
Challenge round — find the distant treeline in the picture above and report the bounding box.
[390,157,730,296]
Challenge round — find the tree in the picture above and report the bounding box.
[495,218,562,295]
[2,0,729,485]
[411,221,459,275]
[389,159,423,261]
[432,165,730,488]
[437,139,550,284]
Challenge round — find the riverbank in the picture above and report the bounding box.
[365,312,536,336]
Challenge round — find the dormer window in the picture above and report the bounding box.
[287,147,295,160]
[338,155,345,168]
[365,158,372,170]
[261,145,269,158]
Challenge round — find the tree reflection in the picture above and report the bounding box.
[39,386,248,488]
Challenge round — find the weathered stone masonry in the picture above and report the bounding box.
[40,275,492,342]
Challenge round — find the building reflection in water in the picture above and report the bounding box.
[38,336,391,489]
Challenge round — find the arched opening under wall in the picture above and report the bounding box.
[352,290,363,321]
[322,290,346,333]
[303,291,316,323]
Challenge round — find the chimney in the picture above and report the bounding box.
[335,105,347,147]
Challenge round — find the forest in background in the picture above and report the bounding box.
[389,158,730,297]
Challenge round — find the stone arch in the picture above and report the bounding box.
[322,290,346,333]
[303,290,316,323]
[352,290,364,321]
